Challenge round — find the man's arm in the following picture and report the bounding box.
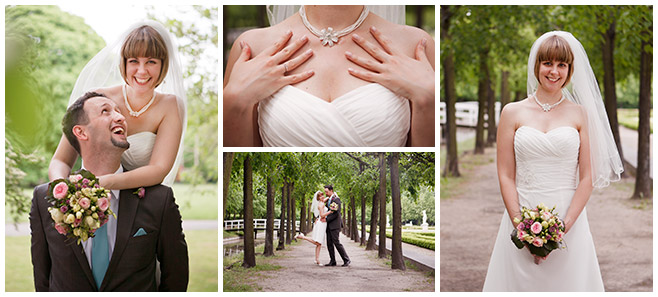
[157,188,189,291]
[30,185,51,292]
[325,197,341,223]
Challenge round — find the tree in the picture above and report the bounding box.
[388,153,405,270]
[242,155,255,268]
[276,184,286,251]
[263,177,275,256]
[440,5,460,177]
[632,9,652,199]
[378,152,388,258]
[223,152,235,219]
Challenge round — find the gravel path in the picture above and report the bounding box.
[440,147,652,292]
[253,233,435,292]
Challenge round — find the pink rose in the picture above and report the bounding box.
[531,222,542,234]
[79,197,91,209]
[69,174,83,183]
[97,198,109,212]
[53,182,68,200]
[54,223,68,235]
[532,237,544,247]
[134,187,145,198]
[517,230,527,239]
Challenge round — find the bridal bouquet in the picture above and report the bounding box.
[511,203,565,257]
[46,169,116,244]
[329,202,339,211]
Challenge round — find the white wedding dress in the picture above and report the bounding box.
[258,83,410,147]
[483,126,604,291]
[121,131,176,186]
[311,206,328,244]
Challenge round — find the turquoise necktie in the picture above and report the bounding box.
[92,201,110,289]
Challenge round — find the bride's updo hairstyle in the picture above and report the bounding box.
[534,35,574,88]
[119,25,169,88]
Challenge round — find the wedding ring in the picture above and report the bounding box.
[283,62,289,73]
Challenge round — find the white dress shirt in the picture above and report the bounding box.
[81,165,122,268]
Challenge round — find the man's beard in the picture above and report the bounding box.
[111,137,130,149]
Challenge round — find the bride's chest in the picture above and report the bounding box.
[288,40,373,102]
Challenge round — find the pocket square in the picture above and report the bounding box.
[133,228,147,237]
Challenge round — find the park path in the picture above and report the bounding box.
[252,232,434,292]
[440,147,652,292]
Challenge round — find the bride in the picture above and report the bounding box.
[295,191,332,265]
[223,5,434,147]
[483,31,623,291]
[48,20,186,189]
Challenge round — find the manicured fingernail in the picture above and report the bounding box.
[306,49,313,55]
[370,26,378,33]
[308,70,315,75]
[286,30,292,35]
[422,38,427,47]
[345,51,353,57]
[301,35,308,41]
[348,67,354,72]
[352,34,361,41]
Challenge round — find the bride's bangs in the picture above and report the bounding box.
[534,35,574,86]
[119,25,170,87]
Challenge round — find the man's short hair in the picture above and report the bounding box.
[62,91,108,154]
[324,184,333,191]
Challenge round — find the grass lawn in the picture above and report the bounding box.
[5,229,218,292]
[6,183,218,224]
[618,108,652,133]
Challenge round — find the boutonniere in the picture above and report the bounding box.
[133,187,145,199]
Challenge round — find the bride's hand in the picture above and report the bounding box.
[345,26,434,106]
[224,31,315,106]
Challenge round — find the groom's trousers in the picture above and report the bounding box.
[326,228,350,264]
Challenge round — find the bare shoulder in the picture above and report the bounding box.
[234,19,296,56]
[370,14,434,56]
[94,85,122,99]
[500,99,528,116]
[561,100,587,127]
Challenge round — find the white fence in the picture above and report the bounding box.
[439,101,500,127]
[224,219,300,230]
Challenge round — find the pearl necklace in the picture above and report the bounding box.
[299,6,369,47]
[123,84,156,117]
[534,92,565,112]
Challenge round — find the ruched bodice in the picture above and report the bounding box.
[258,83,410,147]
[515,126,580,190]
[121,132,156,171]
[120,131,176,187]
[483,125,604,292]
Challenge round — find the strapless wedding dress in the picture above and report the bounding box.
[483,126,604,291]
[121,131,176,186]
[258,83,410,147]
[311,207,328,244]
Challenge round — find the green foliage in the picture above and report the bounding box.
[387,186,435,226]
[386,231,435,250]
[5,139,45,223]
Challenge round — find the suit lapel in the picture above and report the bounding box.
[100,189,138,291]
[69,239,97,290]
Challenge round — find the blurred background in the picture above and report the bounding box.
[5,5,218,292]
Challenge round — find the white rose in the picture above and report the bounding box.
[84,216,95,227]
[65,214,75,224]
[76,211,83,219]
[50,208,64,223]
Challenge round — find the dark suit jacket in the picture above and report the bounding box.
[30,183,188,292]
[325,195,343,230]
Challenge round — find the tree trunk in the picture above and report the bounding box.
[366,190,379,250]
[263,177,275,256]
[441,5,460,177]
[222,152,234,219]
[632,34,652,199]
[307,201,312,233]
[500,70,511,109]
[242,156,255,268]
[291,182,296,240]
[352,194,358,242]
[602,18,626,175]
[276,185,286,250]
[388,153,405,270]
[475,48,490,154]
[486,70,496,146]
[286,182,293,244]
[378,152,387,258]
[346,199,351,237]
[300,191,306,234]
[360,194,366,246]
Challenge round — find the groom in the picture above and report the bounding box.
[30,92,188,291]
[324,185,351,267]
